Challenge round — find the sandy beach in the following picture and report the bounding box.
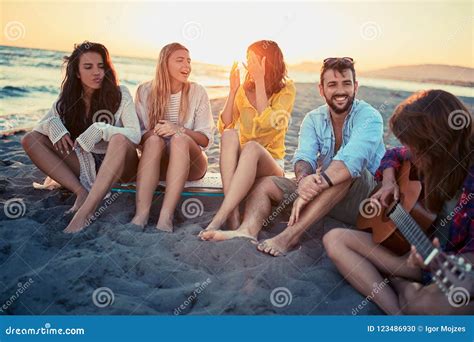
[1,83,473,315]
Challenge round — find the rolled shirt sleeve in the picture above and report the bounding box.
[76,86,141,152]
[374,146,411,182]
[33,99,70,145]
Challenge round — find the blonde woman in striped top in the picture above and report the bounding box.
[131,43,215,232]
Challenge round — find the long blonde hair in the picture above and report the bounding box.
[145,43,190,128]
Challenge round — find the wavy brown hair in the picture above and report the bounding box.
[57,42,121,140]
[390,89,473,212]
[243,40,287,97]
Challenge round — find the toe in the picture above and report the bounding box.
[272,248,282,257]
[257,242,266,252]
[200,231,213,240]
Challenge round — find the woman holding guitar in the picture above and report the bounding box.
[323,89,473,315]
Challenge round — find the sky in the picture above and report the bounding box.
[1,0,473,71]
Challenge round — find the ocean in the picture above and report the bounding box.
[1,45,472,134]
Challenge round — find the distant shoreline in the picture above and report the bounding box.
[360,76,474,88]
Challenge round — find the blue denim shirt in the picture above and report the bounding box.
[292,99,386,177]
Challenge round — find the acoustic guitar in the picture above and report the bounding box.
[357,161,436,256]
[357,161,473,301]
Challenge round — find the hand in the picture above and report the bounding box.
[288,197,309,226]
[297,174,324,201]
[73,140,81,152]
[371,179,400,207]
[53,133,74,155]
[229,61,240,93]
[407,238,440,271]
[244,51,266,83]
[154,120,184,137]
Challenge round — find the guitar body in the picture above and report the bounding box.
[357,162,437,255]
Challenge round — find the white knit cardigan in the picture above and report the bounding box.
[33,85,141,190]
[135,81,216,150]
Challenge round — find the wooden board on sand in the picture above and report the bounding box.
[111,172,296,197]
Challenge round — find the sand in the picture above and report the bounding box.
[1,83,473,315]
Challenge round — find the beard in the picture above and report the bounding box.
[325,93,355,114]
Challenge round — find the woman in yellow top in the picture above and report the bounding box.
[201,40,295,234]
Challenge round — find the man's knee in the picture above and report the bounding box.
[246,177,278,201]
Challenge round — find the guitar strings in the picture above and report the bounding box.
[390,205,433,257]
[393,208,432,255]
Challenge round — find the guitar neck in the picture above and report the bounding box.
[388,204,438,264]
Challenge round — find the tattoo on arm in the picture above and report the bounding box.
[295,160,314,181]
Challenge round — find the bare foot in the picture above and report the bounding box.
[257,232,299,257]
[156,215,174,233]
[130,214,149,228]
[201,213,227,234]
[63,211,93,234]
[198,224,222,239]
[200,227,256,242]
[226,209,241,230]
[65,189,88,215]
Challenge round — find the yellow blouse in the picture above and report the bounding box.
[217,80,296,160]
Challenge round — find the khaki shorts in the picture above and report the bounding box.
[270,169,377,226]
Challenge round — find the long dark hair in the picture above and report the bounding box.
[243,40,287,97]
[390,89,473,212]
[57,41,121,140]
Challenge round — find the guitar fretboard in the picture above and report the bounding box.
[388,204,436,261]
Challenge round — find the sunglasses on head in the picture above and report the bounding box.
[323,57,354,64]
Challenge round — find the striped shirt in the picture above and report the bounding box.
[165,91,181,124]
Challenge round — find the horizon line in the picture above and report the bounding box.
[2,43,473,73]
